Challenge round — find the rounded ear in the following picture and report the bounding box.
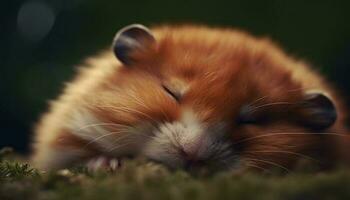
[112,24,155,65]
[299,92,337,130]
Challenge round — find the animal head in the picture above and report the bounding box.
[78,24,338,172]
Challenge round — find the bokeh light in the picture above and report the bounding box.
[17,1,56,43]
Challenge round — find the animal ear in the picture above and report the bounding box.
[299,92,337,130]
[112,24,155,65]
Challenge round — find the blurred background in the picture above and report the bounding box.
[1,0,350,153]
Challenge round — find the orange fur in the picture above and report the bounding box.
[31,25,349,171]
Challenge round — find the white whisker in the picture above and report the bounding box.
[245,157,290,172]
[246,85,317,107]
[83,129,130,148]
[249,102,296,113]
[108,141,139,152]
[244,162,270,173]
[98,105,159,124]
[234,132,345,145]
[77,123,131,131]
[245,150,318,162]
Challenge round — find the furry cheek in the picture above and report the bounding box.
[142,110,240,171]
[66,109,154,157]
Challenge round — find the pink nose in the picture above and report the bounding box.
[180,146,204,170]
[181,144,199,160]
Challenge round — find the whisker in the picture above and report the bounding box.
[244,150,319,163]
[108,141,139,152]
[128,94,169,122]
[83,129,130,148]
[246,85,317,107]
[246,95,269,107]
[125,131,155,140]
[234,132,348,145]
[109,131,156,147]
[248,102,296,113]
[78,123,131,131]
[98,106,159,124]
[244,157,290,173]
[244,162,270,173]
[131,96,169,121]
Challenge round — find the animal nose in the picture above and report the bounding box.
[180,147,205,170]
[180,145,198,160]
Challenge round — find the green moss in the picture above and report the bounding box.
[1,148,349,200]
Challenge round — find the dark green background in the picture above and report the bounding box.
[1,0,350,152]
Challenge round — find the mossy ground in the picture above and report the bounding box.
[1,147,350,200]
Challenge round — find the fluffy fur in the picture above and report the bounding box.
[31,25,349,172]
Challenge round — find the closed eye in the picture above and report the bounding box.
[162,85,181,102]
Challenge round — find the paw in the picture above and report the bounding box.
[86,156,122,172]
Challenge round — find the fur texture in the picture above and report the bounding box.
[31,25,349,172]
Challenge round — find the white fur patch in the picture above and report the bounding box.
[67,110,115,150]
[143,109,237,169]
[67,109,147,155]
[177,110,206,149]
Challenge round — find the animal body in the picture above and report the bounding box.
[31,24,349,172]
